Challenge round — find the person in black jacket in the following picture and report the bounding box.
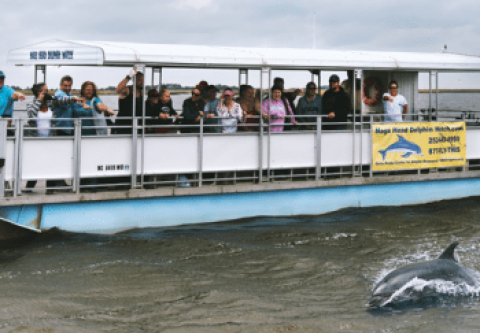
[114,67,144,134]
[321,74,351,130]
[158,89,179,133]
[146,88,179,134]
[181,88,205,133]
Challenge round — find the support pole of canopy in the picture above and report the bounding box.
[317,70,321,96]
[151,68,155,88]
[258,68,265,183]
[140,65,146,189]
[34,65,46,84]
[435,71,439,116]
[267,69,271,181]
[159,67,163,88]
[352,70,356,178]
[239,69,248,87]
[131,72,137,189]
[429,71,433,122]
[355,69,362,177]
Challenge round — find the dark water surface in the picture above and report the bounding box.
[2,196,480,332]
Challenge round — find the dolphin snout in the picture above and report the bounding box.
[366,295,387,308]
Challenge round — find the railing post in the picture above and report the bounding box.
[12,119,21,197]
[0,120,6,197]
[352,110,356,178]
[199,117,204,187]
[316,116,322,179]
[428,71,433,122]
[74,119,82,194]
[462,113,467,172]
[267,68,271,181]
[16,119,24,196]
[369,114,373,178]
[356,69,363,177]
[131,119,138,189]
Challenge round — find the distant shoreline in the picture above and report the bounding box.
[417,89,480,93]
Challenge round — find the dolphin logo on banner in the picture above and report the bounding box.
[379,135,423,161]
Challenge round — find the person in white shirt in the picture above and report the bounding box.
[383,80,408,122]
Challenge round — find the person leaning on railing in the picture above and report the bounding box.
[236,85,259,132]
[0,70,25,135]
[25,82,85,194]
[54,75,75,136]
[75,81,114,136]
[203,85,221,133]
[321,74,350,130]
[297,81,322,131]
[213,88,244,133]
[181,88,205,134]
[155,88,179,134]
[383,80,408,122]
[261,85,297,132]
[81,81,114,135]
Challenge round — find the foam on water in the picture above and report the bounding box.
[380,277,480,307]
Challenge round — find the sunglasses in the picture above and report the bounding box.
[192,93,201,97]
[389,86,398,89]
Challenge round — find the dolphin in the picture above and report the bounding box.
[378,135,423,160]
[366,241,477,308]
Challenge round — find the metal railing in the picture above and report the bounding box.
[0,112,477,197]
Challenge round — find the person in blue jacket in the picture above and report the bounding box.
[54,75,77,136]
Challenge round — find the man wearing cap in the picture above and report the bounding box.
[321,74,351,130]
[0,70,26,119]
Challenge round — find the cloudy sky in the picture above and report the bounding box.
[2,0,480,89]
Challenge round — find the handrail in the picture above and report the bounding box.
[0,114,475,196]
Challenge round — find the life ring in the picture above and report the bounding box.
[362,77,382,107]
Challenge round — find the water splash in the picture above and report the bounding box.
[380,277,480,307]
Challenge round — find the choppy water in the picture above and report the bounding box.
[3,196,480,332]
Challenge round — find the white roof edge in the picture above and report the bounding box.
[7,39,480,71]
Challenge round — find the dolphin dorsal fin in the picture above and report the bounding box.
[438,241,459,261]
[397,135,407,141]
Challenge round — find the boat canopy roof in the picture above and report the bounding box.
[8,39,480,72]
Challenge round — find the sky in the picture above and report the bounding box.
[2,0,480,89]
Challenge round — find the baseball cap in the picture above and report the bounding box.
[0,71,5,79]
[329,74,340,83]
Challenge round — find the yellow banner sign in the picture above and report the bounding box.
[372,122,466,171]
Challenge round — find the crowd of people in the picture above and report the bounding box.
[0,67,410,138]
[0,68,409,193]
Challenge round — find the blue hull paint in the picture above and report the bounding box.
[3,178,480,234]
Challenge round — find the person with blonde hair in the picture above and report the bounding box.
[77,81,114,135]
[212,88,244,133]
